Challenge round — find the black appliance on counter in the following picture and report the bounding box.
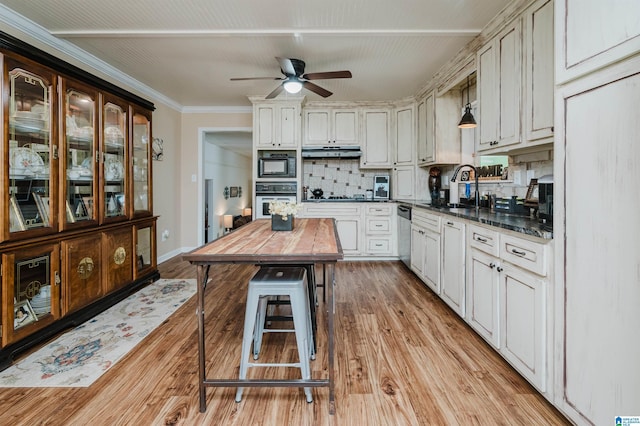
[538,174,553,230]
[257,150,296,178]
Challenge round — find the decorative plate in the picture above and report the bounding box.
[105,157,124,181]
[10,147,44,170]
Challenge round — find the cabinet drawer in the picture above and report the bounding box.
[365,204,393,216]
[303,203,361,217]
[366,217,391,234]
[500,234,547,276]
[412,210,441,233]
[469,224,500,256]
[366,237,392,254]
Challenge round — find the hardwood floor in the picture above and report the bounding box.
[0,257,570,425]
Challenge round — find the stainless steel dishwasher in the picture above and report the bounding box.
[397,204,411,267]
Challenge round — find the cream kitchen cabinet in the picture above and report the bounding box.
[360,108,392,168]
[467,247,501,348]
[363,203,396,256]
[392,165,415,200]
[303,107,358,146]
[523,0,554,144]
[393,103,415,166]
[416,90,461,166]
[301,203,362,256]
[477,20,522,151]
[440,218,466,317]
[410,209,441,294]
[252,100,301,148]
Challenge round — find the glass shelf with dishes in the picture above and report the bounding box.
[7,59,54,234]
[132,108,152,216]
[62,81,98,227]
[102,97,127,221]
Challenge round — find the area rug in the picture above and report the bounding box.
[0,278,196,388]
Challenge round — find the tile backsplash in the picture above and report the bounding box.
[302,159,388,197]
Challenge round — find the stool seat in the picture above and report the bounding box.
[236,266,314,403]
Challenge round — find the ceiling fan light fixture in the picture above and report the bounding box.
[283,77,303,94]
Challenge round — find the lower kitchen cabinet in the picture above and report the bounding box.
[411,210,441,294]
[302,203,362,256]
[62,234,103,314]
[441,218,466,317]
[467,248,500,348]
[363,204,396,256]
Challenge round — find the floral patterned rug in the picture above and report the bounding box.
[0,278,195,388]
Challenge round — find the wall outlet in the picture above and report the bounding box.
[161,229,170,241]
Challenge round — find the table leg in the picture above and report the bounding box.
[197,264,210,413]
[328,262,336,415]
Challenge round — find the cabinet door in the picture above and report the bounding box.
[103,227,133,294]
[333,109,358,145]
[416,98,428,164]
[134,220,156,279]
[557,0,640,84]
[392,166,414,200]
[304,109,330,145]
[423,228,441,294]
[524,0,554,143]
[497,23,522,147]
[410,225,426,277]
[101,94,128,223]
[441,219,466,316]
[278,105,298,147]
[131,106,152,217]
[4,57,57,241]
[477,42,498,150]
[360,109,391,168]
[61,234,102,314]
[500,264,546,392]
[423,92,436,164]
[467,249,500,348]
[60,78,99,229]
[335,218,360,255]
[1,243,60,346]
[394,105,414,165]
[255,105,275,147]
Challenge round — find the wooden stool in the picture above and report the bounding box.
[236,266,314,403]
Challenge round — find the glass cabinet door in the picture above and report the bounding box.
[6,58,56,238]
[132,108,152,216]
[61,79,98,227]
[101,96,127,222]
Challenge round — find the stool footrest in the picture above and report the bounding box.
[206,379,328,388]
[248,362,301,368]
[266,315,293,322]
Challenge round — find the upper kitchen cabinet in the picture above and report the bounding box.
[477,21,522,152]
[393,103,415,166]
[523,0,554,144]
[416,90,461,166]
[360,108,392,168]
[3,56,57,242]
[252,98,302,149]
[303,107,358,146]
[556,0,640,84]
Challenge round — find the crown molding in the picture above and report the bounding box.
[181,105,253,114]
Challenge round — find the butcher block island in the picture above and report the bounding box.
[183,218,343,413]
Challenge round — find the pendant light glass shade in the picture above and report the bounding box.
[458,74,477,129]
[283,77,302,94]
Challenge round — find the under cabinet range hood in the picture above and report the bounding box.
[301,145,362,159]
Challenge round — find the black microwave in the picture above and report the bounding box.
[258,150,296,178]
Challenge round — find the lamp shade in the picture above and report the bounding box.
[458,104,477,128]
[223,214,233,229]
[243,207,252,217]
[283,78,302,94]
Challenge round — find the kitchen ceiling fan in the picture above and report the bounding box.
[230,57,352,99]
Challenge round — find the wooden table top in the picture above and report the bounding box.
[183,218,343,264]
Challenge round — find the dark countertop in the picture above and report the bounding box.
[396,199,553,241]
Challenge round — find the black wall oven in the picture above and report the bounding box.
[257,150,296,178]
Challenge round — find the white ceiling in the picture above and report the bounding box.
[0,0,511,108]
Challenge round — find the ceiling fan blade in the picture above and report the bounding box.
[265,84,285,99]
[303,81,332,98]
[302,70,352,80]
[276,57,297,76]
[230,77,282,81]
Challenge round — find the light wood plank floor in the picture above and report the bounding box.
[0,257,570,425]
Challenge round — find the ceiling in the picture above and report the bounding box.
[0,0,511,108]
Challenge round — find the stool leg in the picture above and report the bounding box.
[253,296,268,359]
[236,289,261,403]
[290,287,313,403]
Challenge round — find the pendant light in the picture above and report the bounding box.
[458,74,477,129]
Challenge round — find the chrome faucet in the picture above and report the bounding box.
[451,164,480,210]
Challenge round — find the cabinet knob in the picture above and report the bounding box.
[489,262,495,268]
[497,266,503,272]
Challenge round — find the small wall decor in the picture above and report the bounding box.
[230,186,239,198]
[152,137,164,161]
[224,186,230,199]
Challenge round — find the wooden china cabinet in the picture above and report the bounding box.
[0,32,158,369]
